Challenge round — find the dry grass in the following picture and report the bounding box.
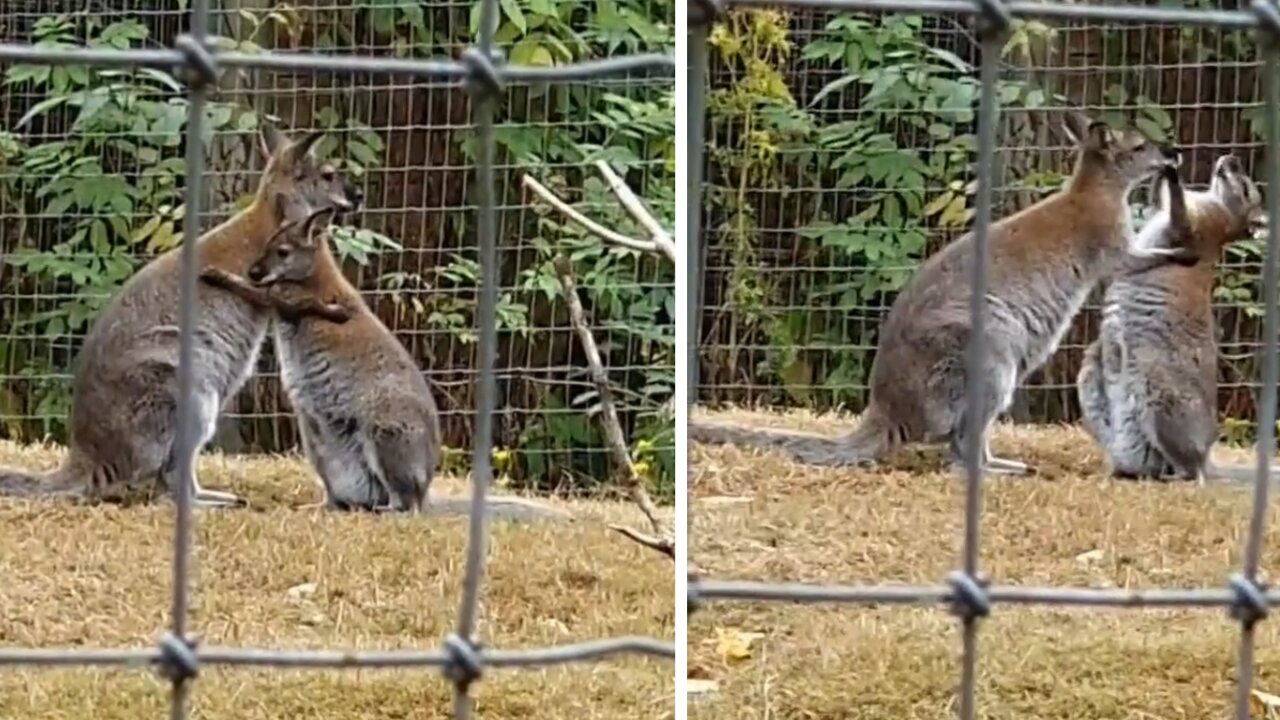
[689,408,1280,720]
[0,440,674,719]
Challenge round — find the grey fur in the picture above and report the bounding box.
[201,211,571,522]
[690,113,1196,474]
[1077,154,1274,483]
[0,124,362,507]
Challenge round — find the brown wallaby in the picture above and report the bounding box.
[690,112,1198,473]
[0,123,363,507]
[199,209,572,522]
[1077,154,1275,483]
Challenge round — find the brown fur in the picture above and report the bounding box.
[0,124,363,506]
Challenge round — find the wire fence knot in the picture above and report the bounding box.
[155,632,199,683]
[461,47,505,101]
[442,633,484,691]
[687,573,704,614]
[173,34,218,90]
[972,0,1011,39]
[1254,0,1280,45]
[947,571,992,620]
[1229,573,1270,627]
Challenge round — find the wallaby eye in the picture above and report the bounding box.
[276,247,290,258]
[321,167,336,181]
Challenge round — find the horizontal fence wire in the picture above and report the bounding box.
[685,2,1280,720]
[0,0,675,717]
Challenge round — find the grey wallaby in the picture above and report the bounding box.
[199,208,572,521]
[0,123,362,507]
[690,112,1199,473]
[1077,154,1276,483]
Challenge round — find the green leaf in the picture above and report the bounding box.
[923,191,954,217]
[15,94,72,129]
[510,38,555,67]
[808,75,857,107]
[500,0,527,34]
[1134,117,1166,142]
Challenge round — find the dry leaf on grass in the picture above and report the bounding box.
[1252,689,1280,719]
[710,628,765,663]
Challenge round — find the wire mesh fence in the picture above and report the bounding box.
[0,0,677,500]
[691,0,1279,437]
[686,2,1280,720]
[0,0,674,718]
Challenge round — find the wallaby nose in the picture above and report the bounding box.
[247,264,266,283]
[1161,143,1180,161]
[347,183,364,209]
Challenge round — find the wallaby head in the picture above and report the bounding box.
[256,123,364,226]
[1205,154,1266,241]
[1062,112,1180,190]
[246,207,334,284]
[1155,153,1265,251]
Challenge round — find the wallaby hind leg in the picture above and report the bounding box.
[1146,404,1211,482]
[164,390,246,508]
[295,410,345,510]
[949,358,1028,476]
[364,428,429,513]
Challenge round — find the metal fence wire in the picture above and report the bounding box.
[0,0,674,718]
[687,2,1280,720]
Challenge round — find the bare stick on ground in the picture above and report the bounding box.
[523,166,675,559]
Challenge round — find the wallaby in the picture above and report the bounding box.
[690,112,1198,473]
[1077,154,1274,483]
[199,209,571,522]
[0,123,363,507]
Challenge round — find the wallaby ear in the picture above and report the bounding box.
[271,190,303,227]
[1155,170,1173,211]
[1061,111,1091,146]
[284,131,325,163]
[1086,121,1115,151]
[259,122,286,159]
[300,207,334,246]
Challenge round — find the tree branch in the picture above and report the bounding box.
[553,254,674,560]
[526,164,676,560]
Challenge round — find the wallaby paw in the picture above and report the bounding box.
[986,457,1031,475]
[192,489,249,509]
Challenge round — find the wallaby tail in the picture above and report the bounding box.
[688,404,897,468]
[0,455,85,499]
[425,495,575,523]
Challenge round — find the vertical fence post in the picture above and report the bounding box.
[1233,4,1280,720]
[686,1,715,407]
[164,1,216,718]
[451,0,503,715]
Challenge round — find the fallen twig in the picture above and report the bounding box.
[553,255,674,559]
[525,162,676,559]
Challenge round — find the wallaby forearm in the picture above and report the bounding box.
[200,267,351,324]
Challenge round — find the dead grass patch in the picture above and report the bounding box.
[0,440,674,719]
[689,408,1280,720]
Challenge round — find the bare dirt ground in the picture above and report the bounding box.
[689,408,1280,720]
[0,440,674,720]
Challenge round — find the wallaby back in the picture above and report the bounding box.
[0,124,363,506]
[691,112,1192,473]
